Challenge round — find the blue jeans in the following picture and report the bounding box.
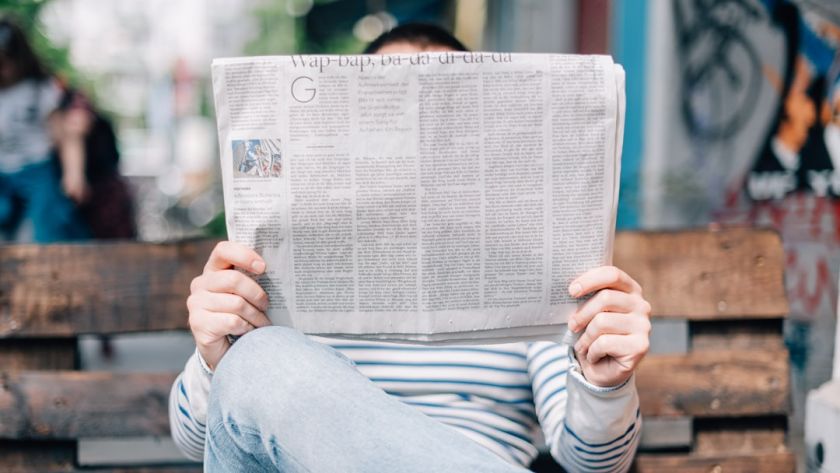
[206,327,529,472]
[0,160,89,242]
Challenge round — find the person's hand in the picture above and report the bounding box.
[63,107,93,136]
[567,266,651,388]
[61,170,90,203]
[187,241,272,370]
[55,107,93,203]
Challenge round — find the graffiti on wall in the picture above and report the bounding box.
[667,0,840,326]
[658,0,840,410]
[745,0,840,200]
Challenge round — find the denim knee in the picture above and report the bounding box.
[213,326,309,387]
[208,326,342,425]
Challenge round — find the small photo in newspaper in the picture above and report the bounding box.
[232,138,283,178]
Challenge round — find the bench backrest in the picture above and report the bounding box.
[0,229,793,472]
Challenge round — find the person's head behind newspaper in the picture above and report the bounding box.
[364,23,468,55]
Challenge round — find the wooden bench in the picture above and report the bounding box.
[0,228,794,472]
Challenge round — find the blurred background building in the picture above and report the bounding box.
[1,0,838,470]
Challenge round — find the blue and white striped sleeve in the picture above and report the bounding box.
[169,349,213,461]
[526,341,641,473]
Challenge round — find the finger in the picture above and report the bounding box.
[569,266,641,298]
[568,289,642,332]
[574,312,638,355]
[585,333,628,364]
[203,310,257,338]
[200,291,271,328]
[198,269,270,312]
[586,333,648,367]
[205,241,266,274]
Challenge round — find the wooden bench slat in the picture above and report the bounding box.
[0,440,76,473]
[694,417,788,456]
[0,348,788,439]
[0,228,796,470]
[0,372,176,439]
[0,241,215,337]
[77,468,201,473]
[636,348,789,418]
[1,228,789,337]
[0,339,77,370]
[634,451,795,473]
[691,320,786,351]
[614,228,788,319]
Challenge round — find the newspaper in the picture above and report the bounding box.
[211,52,625,344]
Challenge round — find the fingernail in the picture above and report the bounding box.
[252,260,266,273]
[568,318,577,332]
[574,341,582,352]
[569,283,582,297]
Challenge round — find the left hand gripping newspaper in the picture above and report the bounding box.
[212,52,625,344]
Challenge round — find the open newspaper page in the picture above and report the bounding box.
[212,52,625,343]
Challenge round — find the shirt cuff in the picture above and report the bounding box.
[195,348,215,377]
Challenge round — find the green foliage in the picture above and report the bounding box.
[244,3,301,56]
[203,211,228,238]
[243,1,363,56]
[0,0,82,87]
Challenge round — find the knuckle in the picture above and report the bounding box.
[640,299,652,316]
[222,317,240,333]
[587,315,604,335]
[606,266,622,284]
[638,337,651,356]
[214,241,228,254]
[235,297,249,313]
[640,316,652,334]
[594,290,611,307]
[221,270,238,288]
[189,275,202,293]
[186,294,196,311]
[188,310,203,331]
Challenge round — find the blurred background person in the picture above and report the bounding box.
[52,88,136,239]
[0,17,90,242]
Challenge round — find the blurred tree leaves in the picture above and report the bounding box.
[203,211,228,238]
[0,0,82,86]
[244,0,364,56]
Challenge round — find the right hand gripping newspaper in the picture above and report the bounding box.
[211,52,625,344]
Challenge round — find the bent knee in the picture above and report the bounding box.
[210,327,345,397]
[213,326,308,381]
[208,327,349,424]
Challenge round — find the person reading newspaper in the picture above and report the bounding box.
[170,24,651,472]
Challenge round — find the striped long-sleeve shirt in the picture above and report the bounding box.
[170,338,641,471]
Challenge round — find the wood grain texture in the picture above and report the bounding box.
[0,337,78,471]
[0,240,217,337]
[79,468,201,472]
[0,372,176,439]
[0,348,789,439]
[694,417,788,455]
[614,228,789,319]
[691,320,785,351]
[0,339,77,370]
[0,228,789,336]
[0,439,76,473]
[633,451,795,473]
[636,349,790,417]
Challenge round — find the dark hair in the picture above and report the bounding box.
[0,17,49,82]
[364,23,468,54]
